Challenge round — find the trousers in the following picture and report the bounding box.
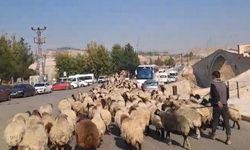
[212,105,231,136]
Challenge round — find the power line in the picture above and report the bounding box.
[31,26,47,81]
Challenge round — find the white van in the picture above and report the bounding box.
[68,75,80,88]
[74,74,95,85]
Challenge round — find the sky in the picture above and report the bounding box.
[0,0,250,53]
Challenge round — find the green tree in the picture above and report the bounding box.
[111,43,140,75]
[0,36,14,82]
[164,56,176,67]
[86,41,112,78]
[154,56,164,66]
[12,37,34,81]
[55,52,79,77]
[0,35,34,83]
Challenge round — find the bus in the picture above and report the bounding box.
[135,64,158,87]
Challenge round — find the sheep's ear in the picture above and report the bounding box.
[72,94,76,101]
[48,103,53,108]
[154,109,161,116]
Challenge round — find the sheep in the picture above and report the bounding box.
[114,108,129,129]
[26,110,42,127]
[91,112,106,142]
[61,109,77,132]
[39,103,53,115]
[93,104,112,133]
[49,114,73,149]
[228,104,241,129]
[129,106,151,135]
[58,99,71,112]
[175,107,202,139]
[75,119,101,149]
[18,123,48,150]
[41,112,55,134]
[120,114,144,150]
[155,109,191,150]
[12,111,31,123]
[4,115,26,148]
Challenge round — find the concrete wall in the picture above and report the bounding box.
[192,49,250,87]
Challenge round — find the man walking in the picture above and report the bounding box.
[209,71,231,145]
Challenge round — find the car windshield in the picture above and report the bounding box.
[136,67,153,79]
[145,81,158,86]
[34,83,45,87]
[69,78,76,82]
[99,76,105,79]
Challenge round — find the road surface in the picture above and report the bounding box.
[0,86,250,150]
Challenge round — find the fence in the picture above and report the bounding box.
[227,80,250,99]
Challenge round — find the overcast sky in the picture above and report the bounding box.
[0,0,250,53]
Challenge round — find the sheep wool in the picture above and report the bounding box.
[19,123,48,150]
[58,99,71,112]
[91,113,106,137]
[49,114,73,146]
[4,118,26,147]
[120,114,144,149]
[39,103,53,115]
[75,119,100,149]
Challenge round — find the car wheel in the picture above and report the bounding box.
[22,93,26,98]
[71,85,74,89]
[7,95,11,101]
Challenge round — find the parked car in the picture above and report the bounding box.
[34,83,52,94]
[98,76,108,83]
[0,85,12,102]
[10,84,36,98]
[142,80,160,91]
[52,82,72,91]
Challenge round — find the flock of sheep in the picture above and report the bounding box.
[4,74,242,150]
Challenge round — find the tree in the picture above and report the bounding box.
[0,36,14,82]
[164,56,176,67]
[154,56,164,66]
[85,41,112,78]
[111,43,140,75]
[55,52,79,77]
[0,35,34,83]
[11,37,34,81]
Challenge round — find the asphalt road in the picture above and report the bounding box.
[0,86,250,150]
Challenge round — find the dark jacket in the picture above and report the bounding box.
[209,78,229,106]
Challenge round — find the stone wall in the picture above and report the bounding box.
[192,50,250,87]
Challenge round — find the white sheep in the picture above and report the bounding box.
[61,109,77,132]
[91,112,106,140]
[4,116,26,148]
[49,114,73,149]
[120,114,144,150]
[228,104,242,130]
[39,103,53,115]
[18,123,48,150]
[58,99,71,112]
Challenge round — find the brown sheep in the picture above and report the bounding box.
[75,119,100,150]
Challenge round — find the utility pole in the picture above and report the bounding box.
[31,26,47,82]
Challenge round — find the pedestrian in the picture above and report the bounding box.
[209,71,231,145]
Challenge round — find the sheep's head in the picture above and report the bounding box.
[120,114,129,124]
[32,109,41,118]
[128,106,137,114]
[154,109,161,116]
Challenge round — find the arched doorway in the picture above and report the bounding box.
[210,55,236,81]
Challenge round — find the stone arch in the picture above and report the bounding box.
[210,54,236,81]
